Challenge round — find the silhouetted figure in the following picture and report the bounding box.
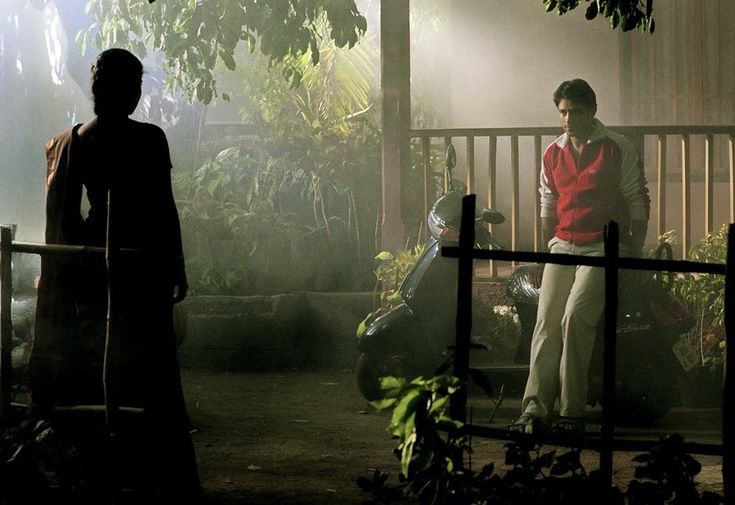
[30,48,201,501]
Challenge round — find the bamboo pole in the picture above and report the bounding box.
[103,189,118,434]
[0,227,13,419]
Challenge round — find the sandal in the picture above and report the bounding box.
[508,413,547,436]
[553,416,585,439]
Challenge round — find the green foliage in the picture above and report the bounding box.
[1,416,90,503]
[359,381,723,505]
[373,246,425,307]
[83,0,368,103]
[80,0,657,104]
[171,21,382,294]
[175,125,379,293]
[628,434,723,505]
[543,0,656,33]
[174,146,303,294]
[355,245,424,338]
[368,374,466,496]
[679,224,727,329]
[653,227,727,367]
[222,16,378,134]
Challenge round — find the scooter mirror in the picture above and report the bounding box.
[481,208,505,225]
[445,144,456,170]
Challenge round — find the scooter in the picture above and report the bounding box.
[505,244,694,424]
[356,145,505,401]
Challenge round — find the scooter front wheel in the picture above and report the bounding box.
[356,352,415,401]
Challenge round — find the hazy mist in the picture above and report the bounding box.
[1,0,731,251]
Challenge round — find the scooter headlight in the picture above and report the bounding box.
[428,211,459,241]
[438,227,459,242]
[428,191,467,242]
[427,211,445,240]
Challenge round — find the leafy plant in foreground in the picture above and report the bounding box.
[362,374,467,504]
[359,375,724,505]
[1,415,90,504]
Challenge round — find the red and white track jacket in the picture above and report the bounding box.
[539,118,650,245]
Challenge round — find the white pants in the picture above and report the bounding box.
[521,237,608,419]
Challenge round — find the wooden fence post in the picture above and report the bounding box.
[723,223,734,501]
[600,221,620,491]
[449,194,476,423]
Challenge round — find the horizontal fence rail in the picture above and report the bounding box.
[409,125,735,276]
[442,194,733,499]
[0,227,147,422]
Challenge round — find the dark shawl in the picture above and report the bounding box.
[29,126,86,405]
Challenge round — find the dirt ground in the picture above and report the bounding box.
[185,367,399,504]
[182,367,725,505]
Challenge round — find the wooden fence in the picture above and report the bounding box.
[410,125,735,276]
[442,194,733,499]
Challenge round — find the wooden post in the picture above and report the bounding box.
[449,195,475,423]
[600,221,620,491]
[466,136,475,194]
[681,135,691,258]
[0,226,13,419]
[510,135,520,269]
[487,136,498,276]
[704,135,714,235]
[534,135,543,252]
[729,135,735,224]
[380,0,409,252]
[422,136,431,240]
[657,134,667,238]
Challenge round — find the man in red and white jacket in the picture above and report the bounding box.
[511,79,650,436]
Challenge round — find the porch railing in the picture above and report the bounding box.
[409,125,735,276]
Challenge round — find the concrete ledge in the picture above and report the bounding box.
[180,294,304,371]
[178,281,513,372]
[178,292,377,371]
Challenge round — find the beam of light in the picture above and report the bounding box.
[43,3,64,86]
